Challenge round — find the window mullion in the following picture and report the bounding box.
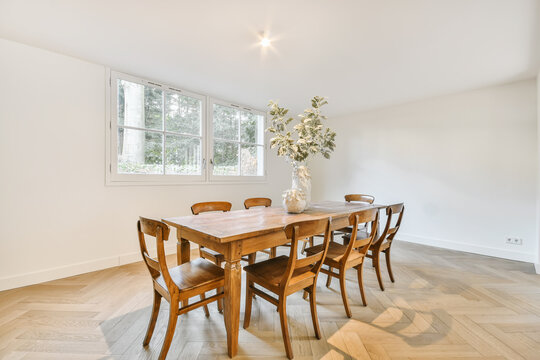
[237,110,241,176]
[162,91,166,175]
[207,100,212,179]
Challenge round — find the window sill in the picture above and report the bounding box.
[105,179,268,187]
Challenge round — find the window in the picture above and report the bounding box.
[107,71,266,184]
[210,100,265,180]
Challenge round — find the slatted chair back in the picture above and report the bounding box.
[344,194,375,204]
[342,209,379,263]
[281,218,332,288]
[244,197,272,209]
[191,201,232,215]
[375,203,404,248]
[137,217,177,294]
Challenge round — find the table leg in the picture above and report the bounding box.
[176,231,191,266]
[223,259,241,358]
[176,231,191,308]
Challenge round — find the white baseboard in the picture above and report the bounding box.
[398,233,537,263]
[0,244,178,292]
[2,235,535,291]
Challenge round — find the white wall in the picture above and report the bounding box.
[0,39,290,291]
[311,79,538,263]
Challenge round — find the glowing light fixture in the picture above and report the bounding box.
[259,31,271,47]
[260,36,271,47]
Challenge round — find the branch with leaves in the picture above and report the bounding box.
[267,96,336,163]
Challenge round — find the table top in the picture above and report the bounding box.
[163,201,385,243]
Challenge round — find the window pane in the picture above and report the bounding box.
[165,93,201,135]
[240,112,264,145]
[213,141,239,175]
[213,104,239,140]
[117,79,162,130]
[117,128,163,174]
[241,145,264,176]
[144,87,163,130]
[165,135,201,175]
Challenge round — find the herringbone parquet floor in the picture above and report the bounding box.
[1,241,539,359]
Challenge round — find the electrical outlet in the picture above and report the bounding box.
[506,237,523,245]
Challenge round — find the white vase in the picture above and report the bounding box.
[291,161,311,207]
[282,188,307,213]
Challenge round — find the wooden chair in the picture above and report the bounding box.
[367,203,404,291]
[192,201,233,271]
[243,218,332,359]
[338,194,375,235]
[244,197,277,259]
[325,193,375,287]
[345,194,375,204]
[191,201,255,312]
[305,208,379,317]
[137,217,224,360]
[244,197,272,209]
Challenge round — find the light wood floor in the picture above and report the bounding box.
[1,241,539,360]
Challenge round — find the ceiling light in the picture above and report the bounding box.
[260,37,271,47]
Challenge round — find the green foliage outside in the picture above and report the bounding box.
[116,79,263,176]
[117,80,202,175]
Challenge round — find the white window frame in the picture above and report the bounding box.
[208,98,267,182]
[106,69,267,185]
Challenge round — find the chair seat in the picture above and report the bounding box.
[305,242,364,266]
[342,228,369,237]
[200,247,225,260]
[336,226,352,233]
[156,258,224,291]
[244,255,315,288]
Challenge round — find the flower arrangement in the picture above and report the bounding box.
[266,96,336,212]
[266,96,336,163]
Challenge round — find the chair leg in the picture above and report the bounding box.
[385,248,395,283]
[374,252,385,291]
[308,286,321,339]
[301,240,308,254]
[158,298,179,360]
[309,236,314,247]
[270,247,277,258]
[243,281,254,329]
[143,290,162,346]
[200,293,210,317]
[326,266,333,287]
[278,298,293,360]
[339,270,352,318]
[356,262,367,306]
[216,258,224,313]
[303,288,309,300]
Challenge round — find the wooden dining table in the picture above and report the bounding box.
[163,200,385,358]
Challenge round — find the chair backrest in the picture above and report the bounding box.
[280,218,332,288]
[244,197,272,209]
[344,194,375,204]
[191,201,232,215]
[375,203,404,247]
[342,208,379,263]
[137,217,177,293]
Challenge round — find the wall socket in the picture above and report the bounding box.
[506,237,523,245]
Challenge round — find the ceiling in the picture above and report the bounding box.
[1,0,539,116]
